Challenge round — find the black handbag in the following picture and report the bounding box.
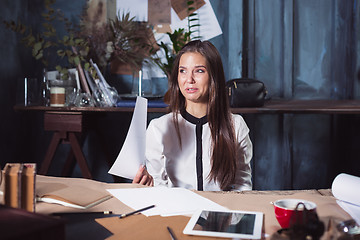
[226,78,267,107]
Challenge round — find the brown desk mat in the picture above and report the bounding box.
[96,215,228,240]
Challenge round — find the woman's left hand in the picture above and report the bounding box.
[132,165,154,186]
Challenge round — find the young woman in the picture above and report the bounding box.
[133,40,253,191]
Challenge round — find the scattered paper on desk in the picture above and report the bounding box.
[108,96,148,179]
[106,187,227,217]
[332,173,360,224]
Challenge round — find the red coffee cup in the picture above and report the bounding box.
[273,199,317,228]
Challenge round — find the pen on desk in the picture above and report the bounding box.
[119,204,155,219]
[167,226,178,240]
[51,211,113,216]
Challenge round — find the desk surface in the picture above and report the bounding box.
[30,175,351,240]
[14,99,360,114]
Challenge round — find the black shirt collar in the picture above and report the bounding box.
[180,109,208,125]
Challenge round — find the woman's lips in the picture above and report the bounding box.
[186,88,198,93]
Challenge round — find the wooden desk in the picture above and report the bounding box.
[13,99,360,179]
[32,175,352,240]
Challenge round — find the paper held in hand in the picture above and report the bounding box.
[108,96,148,179]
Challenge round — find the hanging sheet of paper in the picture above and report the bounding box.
[108,96,148,179]
[331,173,360,224]
[171,0,205,21]
[148,0,171,33]
[116,0,148,21]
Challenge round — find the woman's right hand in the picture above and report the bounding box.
[132,165,154,186]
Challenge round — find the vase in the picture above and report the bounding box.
[106,60,135,95]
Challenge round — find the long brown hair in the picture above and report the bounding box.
[165,40,238,190]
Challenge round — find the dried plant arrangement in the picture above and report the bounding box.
[108,12,156,71]
[78,10,157,74]
[77,1,110,73]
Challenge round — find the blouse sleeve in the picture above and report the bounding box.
[145,119,170,187]
[231,114,253,191]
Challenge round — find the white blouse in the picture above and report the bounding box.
[145,111,253,191]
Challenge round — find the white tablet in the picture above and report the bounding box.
[183,209,263,239]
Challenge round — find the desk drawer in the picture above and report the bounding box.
[44,112,83,132]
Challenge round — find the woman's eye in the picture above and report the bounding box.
[197,69,205,73]
[179,69,186,73]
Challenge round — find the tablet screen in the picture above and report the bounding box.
[183,209,263,239]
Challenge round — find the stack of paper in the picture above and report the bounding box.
[332,173,360,224]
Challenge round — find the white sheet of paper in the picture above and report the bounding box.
[331,173,360,224]
[116,0,148,21]
[107,187,227,217]
[170,0,222,40]
[108,96,148,179]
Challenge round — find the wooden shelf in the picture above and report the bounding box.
[14,99,360,114]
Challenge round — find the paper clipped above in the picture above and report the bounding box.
[108,96,148,179]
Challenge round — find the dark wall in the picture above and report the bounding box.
[1,1,45,172]
[210,0,360,190]
[1,0,359,189]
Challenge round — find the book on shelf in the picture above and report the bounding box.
[71,46,90,94]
